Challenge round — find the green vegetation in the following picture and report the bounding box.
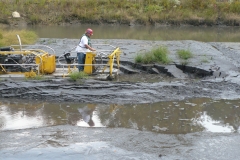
[201,55,210,63]
[177,49,193,65]
[0,0,239,26]
[0,29,38,47]
[177,49,193,60]
[135,46,170,64]
[69,71,88,81]
[25,75,46,81]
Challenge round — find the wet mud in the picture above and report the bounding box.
[1,39,240,159]
[0,78,240,104]
[1,124,240,160]
[1,39,240,103]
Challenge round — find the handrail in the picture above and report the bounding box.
[11,45,55,54]
[101,47,121,77]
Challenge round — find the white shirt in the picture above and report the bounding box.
[75,35,90,53]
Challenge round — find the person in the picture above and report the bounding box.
[75,28,96,71]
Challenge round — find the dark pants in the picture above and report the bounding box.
[77,52,86,71]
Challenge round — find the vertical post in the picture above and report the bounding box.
[16,34,22,51]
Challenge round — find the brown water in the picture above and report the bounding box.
[1,98,239,134]
[27,25,240,42]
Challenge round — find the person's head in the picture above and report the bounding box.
[85,28,93,37]
[88,118,95,127]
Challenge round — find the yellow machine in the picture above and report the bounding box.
[0,35,56,78]
[60,45,121,79]
[0,35,121,79]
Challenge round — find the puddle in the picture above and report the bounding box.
[0,98,240,134]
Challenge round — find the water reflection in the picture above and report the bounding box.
[77,104,96,127]
[0,98,240,134]
[76,104,105,127]
[23,25,240,42]
[196,112,234,133]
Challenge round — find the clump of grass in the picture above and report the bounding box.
[33,75,45,80]
[201,55,210,63]
[177,49,193,60]
[25,75,45,81]
[201,58,209,63]
[134,46,170,64]
[0,29,38,47]
[69,71,88,81]
[135,54,144,63]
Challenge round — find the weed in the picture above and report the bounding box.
[177,49,193,60]
[152,46,170,64]
[69,71,88,81]
[134,46,170,64]
[135,54,144,63]
[181,60,189,65]
[144,4,163,13]
[25,75,45,81]
[201,55,210,63]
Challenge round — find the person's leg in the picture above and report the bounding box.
[82,54,86,70]
[77,52,84,71]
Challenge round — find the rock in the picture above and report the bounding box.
[12,11,20,18]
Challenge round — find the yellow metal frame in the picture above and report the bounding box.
[80,48,121,77]
[102,47,121,77]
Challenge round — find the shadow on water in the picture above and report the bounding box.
[25,25,240,42]
[1,98,240,134]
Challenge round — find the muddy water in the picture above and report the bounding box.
[1,98,239,134]
[27,25,240,42]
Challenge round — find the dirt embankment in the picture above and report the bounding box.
[3,15,240,29]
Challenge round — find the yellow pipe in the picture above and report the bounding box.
[0,65,6,73]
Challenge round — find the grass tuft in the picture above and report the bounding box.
[69,71,88,81]
[177,49,193,60]
[25,75,45,81]
[134,46,170,64]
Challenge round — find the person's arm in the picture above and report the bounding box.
[84,44,96,51]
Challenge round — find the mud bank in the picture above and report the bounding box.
[1,39,240,160]
[1,125,240,160]
[0,39,240,103]
[1,78,240,104]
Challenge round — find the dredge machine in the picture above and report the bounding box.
[0,35,121,79]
